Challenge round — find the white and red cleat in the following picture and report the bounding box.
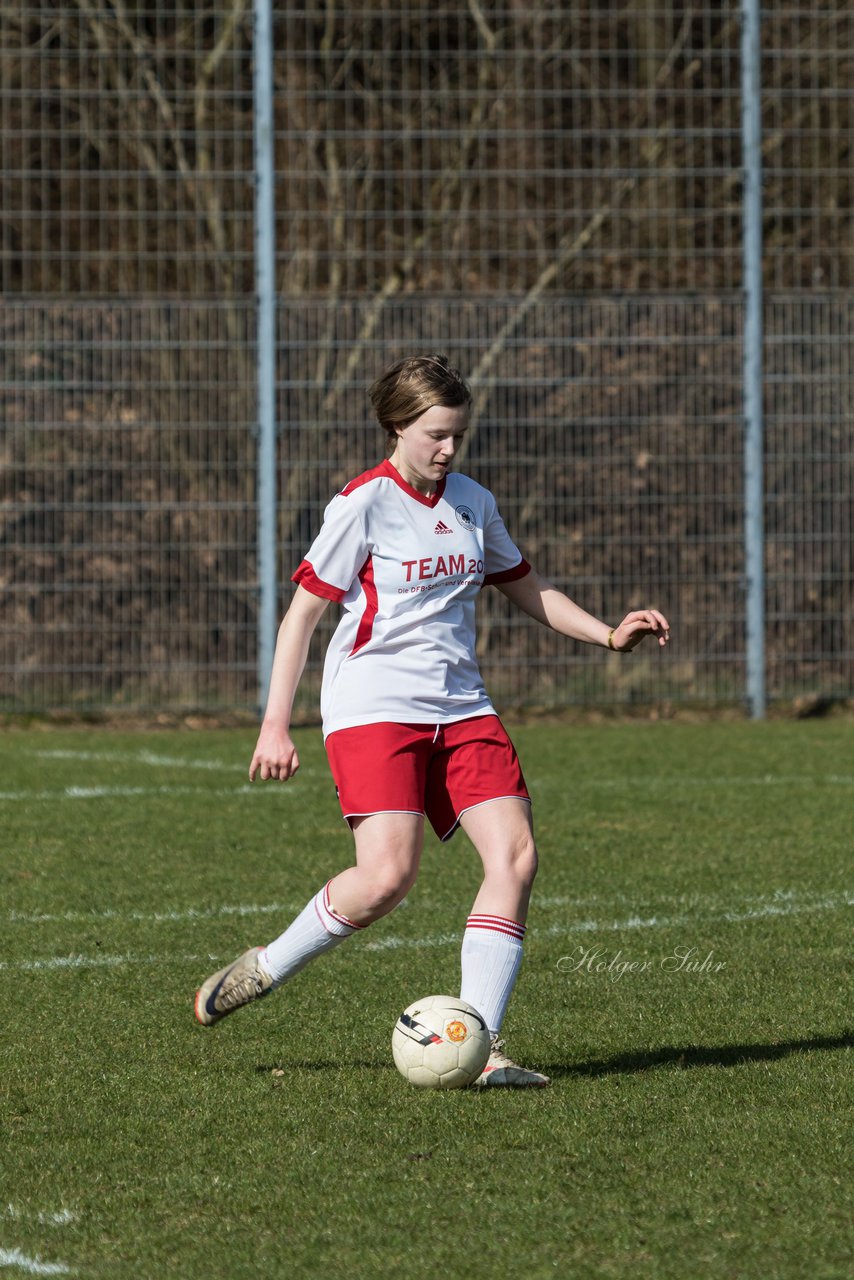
[472,1037,550,1087]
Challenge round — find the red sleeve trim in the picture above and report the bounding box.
[292,559,347,603]
[350,556,377,655]
[483,557,532,586]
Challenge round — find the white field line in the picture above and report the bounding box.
[534,887,840,910]
[3,1208,78,1229]
[2,887,844,930]
[0,952,206,973]
[581,774,854,788]
[6,902,298,927]
[0,784,285,802]
[2,890,850,973]
[33,749,236,772]
[9,744,854,791]
[362,890,854,950]
[0,1248,72,1276]
[25,748,315,780]
[0,776,851,804]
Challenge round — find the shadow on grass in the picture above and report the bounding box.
[546,1030,853,1079]
[255,1032,852,1080]
[255,1060,391,1073]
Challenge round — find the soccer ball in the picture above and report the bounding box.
[392,995,491,1089]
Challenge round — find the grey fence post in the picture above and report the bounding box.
[254,0,278,710]
[741,0,766,718]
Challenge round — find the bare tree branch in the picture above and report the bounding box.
[194,0,249,293]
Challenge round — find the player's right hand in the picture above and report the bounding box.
[249,726,300,781]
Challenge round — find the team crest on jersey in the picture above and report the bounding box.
[455,504,476,530]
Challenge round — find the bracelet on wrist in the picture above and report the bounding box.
[607,628,617,651]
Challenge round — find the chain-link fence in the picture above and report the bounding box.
[2,3,852,714]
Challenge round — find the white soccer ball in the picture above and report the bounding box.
[392,995,491,1089]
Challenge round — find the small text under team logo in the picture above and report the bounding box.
[434,520,453,535]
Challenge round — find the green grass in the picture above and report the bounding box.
[1,720,851,1279]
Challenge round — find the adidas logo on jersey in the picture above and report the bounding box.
[434,520,453,535]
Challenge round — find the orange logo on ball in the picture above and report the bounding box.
[445,1020,469,1043]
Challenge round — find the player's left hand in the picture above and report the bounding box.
[612,609,670,652]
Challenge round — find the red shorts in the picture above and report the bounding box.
[325,715,530,842]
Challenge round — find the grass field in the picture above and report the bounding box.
[1,719,851,1279]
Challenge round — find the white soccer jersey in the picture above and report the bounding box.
[293,459,530,736]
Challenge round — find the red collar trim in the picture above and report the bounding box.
[380,458,447,508]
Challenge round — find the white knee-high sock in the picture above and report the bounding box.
[459,913,526,1036]
[260,880,363,988]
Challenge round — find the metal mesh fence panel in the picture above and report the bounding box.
[1,3,852,713]
[272,3,744,295]
[1,301,258,709]
[0,3,255,297]
[1,3,259,710]
[765,296,854,700]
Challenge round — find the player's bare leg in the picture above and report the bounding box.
[326,811,424,925]
[461,796,537,924]
[458,797,549,1086]
[194,812,423,1025]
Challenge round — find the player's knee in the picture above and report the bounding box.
[361,859,418,915]
[491,830,537,888]
[515,833,538,888]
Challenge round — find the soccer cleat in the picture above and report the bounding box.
[472,1037,550,1088]
[194,947,273,1026]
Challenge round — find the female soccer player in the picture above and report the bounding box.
[194,354,670,1086]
